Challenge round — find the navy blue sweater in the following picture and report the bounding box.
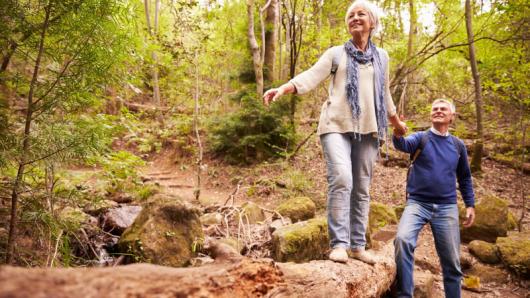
[393,131,475,207]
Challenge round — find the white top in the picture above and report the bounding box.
[430,127,449,137]
[289,45,397,136]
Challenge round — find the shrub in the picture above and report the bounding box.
[209,89,295,164]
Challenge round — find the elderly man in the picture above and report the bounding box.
[392,99,476,298]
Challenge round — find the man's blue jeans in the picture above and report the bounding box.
[395,199,462,298]
[320,133,378,250]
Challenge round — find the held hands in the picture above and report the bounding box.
[392,115,408,138]
[462,207,475,228]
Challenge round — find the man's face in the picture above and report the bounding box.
[430,102,454,125]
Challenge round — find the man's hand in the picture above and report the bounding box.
[462,207,475,228]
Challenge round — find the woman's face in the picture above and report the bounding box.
[346,6,373,37]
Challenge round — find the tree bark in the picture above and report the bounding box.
[144,0,162,109]
[193,50,202,202]
[6,1,52,264]
[0,239,397,297]
[465,0,484,173]
[247,0,264,97]
[263,0,278,83]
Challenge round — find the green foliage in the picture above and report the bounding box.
[209,89,295,164]
[96,150,145,195]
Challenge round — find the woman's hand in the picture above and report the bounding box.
[263,88,284,106]
[389,114,408,137]
[263,82,296,106]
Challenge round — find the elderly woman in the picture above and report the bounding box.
[263,0,407,264]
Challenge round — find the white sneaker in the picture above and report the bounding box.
[329,247,348,263]
[351,249,377,265]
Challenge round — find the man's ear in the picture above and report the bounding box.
[450,113,456,124]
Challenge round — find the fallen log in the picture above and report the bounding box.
[0,229,397,298]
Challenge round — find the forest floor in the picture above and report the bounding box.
[138,123,529,297]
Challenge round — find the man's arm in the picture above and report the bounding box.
[456,139,476,227]
[392,132,422,154]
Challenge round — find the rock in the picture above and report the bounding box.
[465,263,509,284]
[413,270,435,298]
[496,231,530,277]
[507,211,517,231]
[275,197,316,223]
[468,240,500,264]
[189,256,214,267]
[102,205,142,235]
[271,217,328,262]
[462,275,481,291]
[241,201,265,224]
[110,192,134,204]
[217,237,243,254]
[84,199,118,216]
[269,218,292,233]
[200,212,223,226]
[394,204,405,220]
[367,202,398,248]
[118,195,204,267]
[460,196,509,243]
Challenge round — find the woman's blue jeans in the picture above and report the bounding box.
[320,133,378,250]
[395,199,462,298]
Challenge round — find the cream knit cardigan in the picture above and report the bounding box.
[289,45,397,136]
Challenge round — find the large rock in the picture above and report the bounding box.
[275,196,316,223]
[464,263,510,284]
[496,231,530,277]
[460,196,509,243]
[468,240,500,264]
[102,205,142,235]
[271,217,328,262]
[118,195,203,267]
[413,270,435,298]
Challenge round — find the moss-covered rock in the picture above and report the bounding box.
[118,195,204,267]
[468,240,500,264]
[496,231,530,277]
[59,207,90,230]
[218,237,243,253]
[200,212,223,226]
[271,217,328,262]
[241,201,266,224]
[275,197,316,223]
[394,204,405,221]
[507,211,517,231]
[460,196,509,243]
[366,202,398,248]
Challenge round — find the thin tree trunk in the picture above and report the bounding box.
[517,116,526,232]
[263,0,278,83]
[193,50,202,202]
[6,1,52,264]
[397,0,415,116]
[144,0,162,109]
[465,0,484,172]
[247,0,264,97]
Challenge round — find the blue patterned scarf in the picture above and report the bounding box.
[344,39,387,140]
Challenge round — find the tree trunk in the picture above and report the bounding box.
[397,0,416,116]
[465,0,484,173]
[144,0,162,109]
[247,0,264,97]
[0,239,397,297]
[193,50,202,202]
[6,1,52,264]
[263,0,278,84]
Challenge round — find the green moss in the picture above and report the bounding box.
[369,202,397,232]
[460,196,508,243]
[468,240,500,264]
[507,211,517,231]
[276,196,316,222]
[496,231,530,277]
[272,217,328,262]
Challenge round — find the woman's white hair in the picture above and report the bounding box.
[344,0,383,37]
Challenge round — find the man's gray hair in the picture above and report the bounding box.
[432,98,456,113]
[345,0,382,37]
